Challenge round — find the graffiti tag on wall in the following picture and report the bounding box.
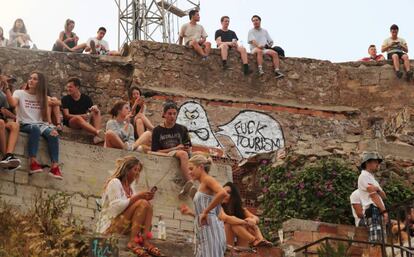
[177,101,222,148]
[177,101,285,158]
[217,111,284,158]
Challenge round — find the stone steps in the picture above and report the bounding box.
[115,235,284,257]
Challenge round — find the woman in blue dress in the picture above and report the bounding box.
[180,154,228,257]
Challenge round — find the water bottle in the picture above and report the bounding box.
[158,216,166,240]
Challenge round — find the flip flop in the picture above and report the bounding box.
[145,245,164,257]
[251,239,273,248]
[128,245,150,257]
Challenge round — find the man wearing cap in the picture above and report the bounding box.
[358,152,387,245]
[151,101,194,199]
[381,24,412,80]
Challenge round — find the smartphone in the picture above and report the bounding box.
[150,186,158,193]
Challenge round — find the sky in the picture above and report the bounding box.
[0,0,413,62]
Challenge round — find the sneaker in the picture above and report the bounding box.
[120,43,130,57]
[179,180,193,199]
[7,165,21,172]
[396,70,403,79]
[258,69,265,76]
[29,160,43,174]
[93,130,105,144]
[49,166,63,180]
[201,56,208,61]
[0,154,21,169]
[406,70,413,81]
[90,40,97,55]
[274,70,285,79]
[243,65,253,75]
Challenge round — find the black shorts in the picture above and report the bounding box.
[387,52,405,60]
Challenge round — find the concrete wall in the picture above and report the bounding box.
[0,133,232,241]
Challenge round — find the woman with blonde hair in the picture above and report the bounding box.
[52,19,79,52]
[96,155,163,257]
[180,154,228,257]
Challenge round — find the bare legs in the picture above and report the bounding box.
[134,113,154,137]
[224,223,265,247]
[105,199,153,248]
[105,130,151,150]
[174,150,191,182]
[189,40,211,58]
[0,120,19,154]
[68,114,101,136]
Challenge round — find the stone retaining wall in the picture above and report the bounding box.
[0,133,232,241]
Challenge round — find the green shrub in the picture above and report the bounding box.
[259,155,414,241]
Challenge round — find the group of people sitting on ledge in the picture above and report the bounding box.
[0,69,273,257]
[0,18,128,56]
[179,10,285,78]
[97,154,272,257]
[360,24,412,81]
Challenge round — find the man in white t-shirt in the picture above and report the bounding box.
[358,152,387,245]
[71,27,129,56]
[381,24,412,80]
[179,10,211,60]
[350,189,365,227]
[248,15,284,78]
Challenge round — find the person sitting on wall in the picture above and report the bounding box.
[5,71,62,178]
[360,45,385,62]
[350,189,366,227]
[151,101,194,198]
[358,151,387,256]
[248,15,284,78]
[105,100,151,151]
[128,86,154,139]
[381,24,412,80]
[9,18,31,48]
[215,16,252,74]
[52,19,79,52]
[0,27,9,47]
[96,155,163,257]
[221,181,273,248]
[0,73,21,170]
[71,27,129,56]
[179,10,211,60]
[61,77,104,144]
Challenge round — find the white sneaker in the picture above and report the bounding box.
[93,130,105,144]
[179,181,194,199]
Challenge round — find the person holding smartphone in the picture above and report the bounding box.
[97,155,163,257]
[381,24,412,80]
[151,101,193,198]
[61,77,104,144]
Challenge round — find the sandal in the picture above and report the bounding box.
[145,245,164,257]
[251,238,273,248]
[128,245,151,257]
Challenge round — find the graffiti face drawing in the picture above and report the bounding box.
[177,101,221,148]
[217,110,284,158]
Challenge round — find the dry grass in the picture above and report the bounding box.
[0,192,89,257]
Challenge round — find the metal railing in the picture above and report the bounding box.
[294,236,414,257]
[294,197,414,257]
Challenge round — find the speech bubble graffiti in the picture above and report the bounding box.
[217,110,284,158]
[177,101,222,148]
